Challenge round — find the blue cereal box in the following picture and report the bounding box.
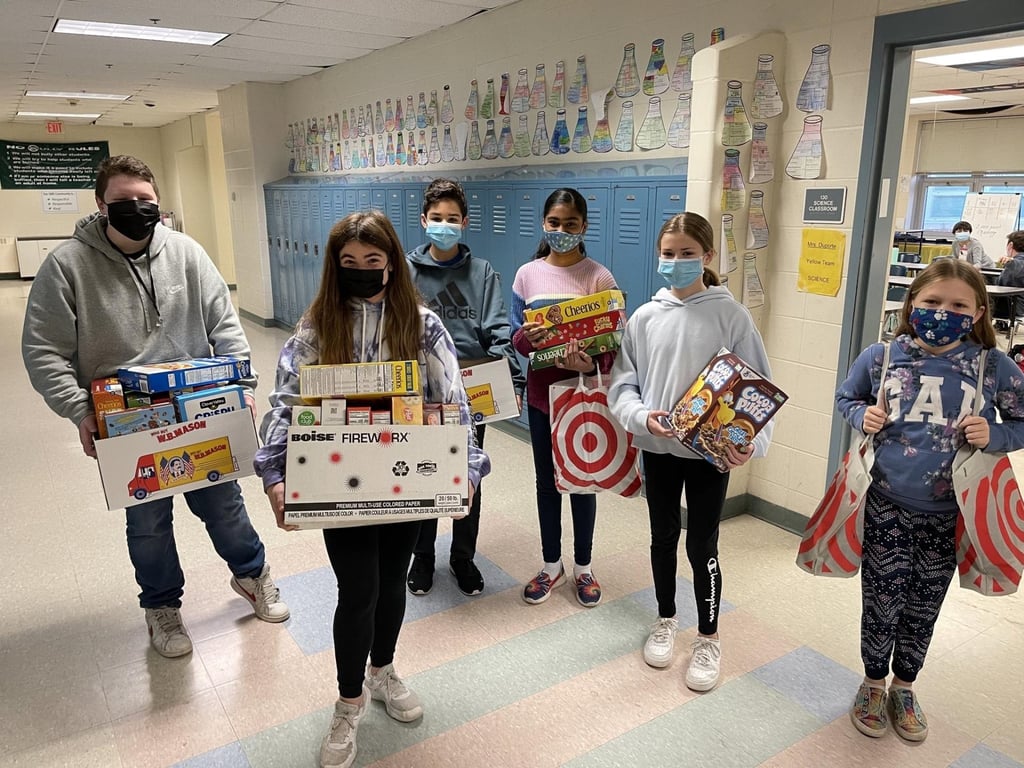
[118,357,251,394]
[174,384,247,421]
[104,404,178,437]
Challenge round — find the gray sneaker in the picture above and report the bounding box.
[365,663,423,722]
[231,564,290,622]
[320,693,367,768]
[145,606,192,658]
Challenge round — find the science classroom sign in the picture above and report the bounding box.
[0,140,109,189]
[797,228,846,297]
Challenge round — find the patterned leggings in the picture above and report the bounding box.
[861,488,958,682]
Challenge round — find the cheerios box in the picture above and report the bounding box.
[283,424,469,528]
[524,290,625,329]
[529,331,623,370]
[299,361,420,399]
[666,348,788,472]
[118,357,251,394]
[94,410,258,510]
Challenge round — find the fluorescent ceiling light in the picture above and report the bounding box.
[17,111,101,119]
[917,44,1024,67]
[25,90,129,101]
[54,18,227,45]
[909,94,970,104]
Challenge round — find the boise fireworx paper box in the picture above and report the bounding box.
[667,348,788,472]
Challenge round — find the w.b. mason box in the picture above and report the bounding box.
[284,424,470,528]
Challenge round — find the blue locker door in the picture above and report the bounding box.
[319,189,332,250]
[464,184,487,257]
[514,187,543,270]
[265,189,284,324]
[386,187,405,246]
[279,190,298,326]
[575,185,611,270]
[289,190,305,324]
[405,186,424,253]
[305,190,322,313]
[611,186,652,314]
[357,188,371,211]
[654,184,687,226]
[345,188,360,216]
[486,187,514,282]
[370,188,386,212]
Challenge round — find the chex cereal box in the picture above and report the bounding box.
[525,290,625,329]
[532,309,627,351]
[299,361,420,399]
[118,357,251,394]
[666,348,788,472]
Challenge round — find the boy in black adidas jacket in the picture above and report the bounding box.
[405,178,525,597]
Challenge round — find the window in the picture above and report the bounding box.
[921,183,971,231]
[909,173,1024,233]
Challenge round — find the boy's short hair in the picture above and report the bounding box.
[95,155,160,201]
[1008,230,1024,253]
[422,178,467,218]
[952,220,972,234]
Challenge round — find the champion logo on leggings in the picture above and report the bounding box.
[706,558,719,624]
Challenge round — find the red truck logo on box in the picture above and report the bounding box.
[128,436,239,500]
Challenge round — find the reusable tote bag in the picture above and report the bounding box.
[951,349,1024,596]
[796,342,891,577]
[548,371,642,498]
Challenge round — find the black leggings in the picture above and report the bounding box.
[323,521,420,698]
[641,451,729,636]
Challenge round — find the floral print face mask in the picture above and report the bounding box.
[909,307,973,347]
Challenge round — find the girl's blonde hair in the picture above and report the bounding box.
[893,258,996,349]
[308,210,422,364]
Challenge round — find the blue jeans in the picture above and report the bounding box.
[125,481,266,608]
[527,404,596,566]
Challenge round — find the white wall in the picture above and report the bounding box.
[224,0,962,514]
[0,123,164,274]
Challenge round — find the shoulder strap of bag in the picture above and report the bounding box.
[972,348,989,416]
[876,342,892,409]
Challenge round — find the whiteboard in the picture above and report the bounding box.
[960,193,1022,262]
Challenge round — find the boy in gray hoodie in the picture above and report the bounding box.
[405,178,524,596]
[21,155,288,658]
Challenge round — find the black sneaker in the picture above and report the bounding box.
[407,556,434,595]
[449,559,484,596]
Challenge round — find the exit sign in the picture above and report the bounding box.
[46,120,63,134]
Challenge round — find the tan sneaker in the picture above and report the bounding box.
[145,606,192,658]
[366,663,423,722]
[231,564,290,622]
[888,686,928,742]
[850,682,888,738]
[320,693,367,768]
[685,636,721,691]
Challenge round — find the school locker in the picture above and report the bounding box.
[464,185,486,257]
[611,186,652,314]
[357,188,371,210]
[404,186,424,252]
[370,188,386,212]
[278,190,299,326]
[574,186,610,271]
[654,185,687,226]
[265,189,286,324]
[486,187,515,284]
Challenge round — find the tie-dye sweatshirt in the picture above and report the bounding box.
[254,300,490,491]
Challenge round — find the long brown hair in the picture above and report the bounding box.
[657,211,721,286]
[893,258,995,349]
[308,210,422,364]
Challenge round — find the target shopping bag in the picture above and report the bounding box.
[548,372,642,498]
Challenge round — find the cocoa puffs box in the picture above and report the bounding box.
[666,348,788,472]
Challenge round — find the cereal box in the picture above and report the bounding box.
[104,404,178,437]
[321,400,347,426]
[118,357,251,394]
[391,395,423,426]
[174,385,247,421]
[532,310,627,351]
[91,377,125,439]
[529,331,623,370]
[299,361,420,399]
[524,290,625,329]
[666,348,788,472]
[292,405,322,426]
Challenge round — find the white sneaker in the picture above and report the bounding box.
[643,617,679,668]
[685,636,721,691]
[145,606,193,658]
[366,663,423,722]
[320,692,367,768]
[231,564,290,622]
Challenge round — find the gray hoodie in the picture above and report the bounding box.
[21,212,252,427]
[608,286,775,460]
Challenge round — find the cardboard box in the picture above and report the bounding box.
[321,399,347,425]
[283,424,469,528]
[371,410,392,425]
[299,361,420,399]
[292,405,322,426]
[532,310,627,351]
[442,404,461,425]
[529,331,623,370]
[666,348,788,472]
[524,290,625,329]
[347,406,371,425]
[174,384,247,421]
[91,377,125,439]
[104,404,177,437]
[423,404,442,425]
[459,359,520,424]
[391,395,423,425]
[94,410,258,510]
[118,357,251,394]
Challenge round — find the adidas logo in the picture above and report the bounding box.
[427,281,477,320]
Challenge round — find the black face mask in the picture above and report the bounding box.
[105,200,161,242]
[338,266,387,298]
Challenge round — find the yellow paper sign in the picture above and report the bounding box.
[798,228,846,296]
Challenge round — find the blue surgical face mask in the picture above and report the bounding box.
[954,231,970,242]
[425,222,462,250]
[657,257,705,289]
[543,229,585,254]
[909,307,974,347]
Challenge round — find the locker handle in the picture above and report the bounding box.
[670,195,681,201]
[626,195,636,201]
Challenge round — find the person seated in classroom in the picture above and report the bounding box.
[952,220,995,268]
[995,230,1024,332]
